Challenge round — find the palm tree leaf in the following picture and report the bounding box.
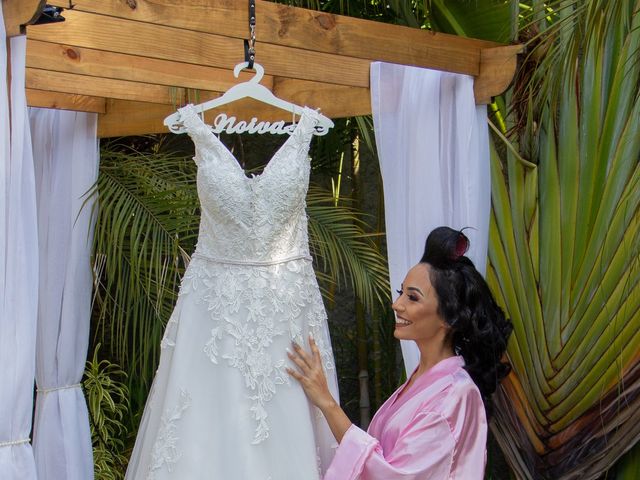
[429,0,514,42]
[307,184,390,311]
[484,0,640,477]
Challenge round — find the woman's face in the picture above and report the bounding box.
[392,263,449,346]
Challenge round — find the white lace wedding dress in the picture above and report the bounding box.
[125,105,339,480]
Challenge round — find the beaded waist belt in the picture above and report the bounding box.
[191,251,312,266]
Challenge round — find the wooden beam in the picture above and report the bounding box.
[46,0,498,75]
[273,77,371,118]
[3,0,45,37]
[474,45,522,104]
[30,71,362,119]
[27,66,371,135]
[26,39,275,91]
[26,39,371,115]
[27,9,372,88]
[26,67,222,105]
[26,88,106,113]
[98,100,172,137]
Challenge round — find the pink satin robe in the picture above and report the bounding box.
[325,356,487,480]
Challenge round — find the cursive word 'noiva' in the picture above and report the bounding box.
[211,114,298,135]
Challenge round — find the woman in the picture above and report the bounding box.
[287,226,512,479]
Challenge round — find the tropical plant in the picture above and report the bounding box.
[84,344,131,480]
[486,1,640,478]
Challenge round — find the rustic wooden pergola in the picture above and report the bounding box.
[4,0,520,138]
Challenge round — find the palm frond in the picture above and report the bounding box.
[428,0,516,42]
[307,184,390,313]
[486,1,640,478]
[92,147,200,400]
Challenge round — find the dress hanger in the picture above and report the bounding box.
[163,62,334,136]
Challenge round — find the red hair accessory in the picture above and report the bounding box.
[453,232,469,259]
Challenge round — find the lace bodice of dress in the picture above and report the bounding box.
[178,104,320,263]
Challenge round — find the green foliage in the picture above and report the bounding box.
[91,144,199,409]
[84,344,130,480]
[428,0,515,42]
[307,185,390,309]
[488,1,640,478]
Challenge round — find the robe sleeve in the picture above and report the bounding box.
[324,411,455,480]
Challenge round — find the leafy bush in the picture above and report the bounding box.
[84,344,131,480]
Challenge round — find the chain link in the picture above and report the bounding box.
[249,22,256,59]
[247,0,256,66]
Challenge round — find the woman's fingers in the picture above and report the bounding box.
[292,340,315,368]
[309,336,322,363]
[286,367,303,381]
[287,336,335,410]
[287,348,310,374]
[288,336,323,381]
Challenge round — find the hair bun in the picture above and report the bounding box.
[420,226,470,266]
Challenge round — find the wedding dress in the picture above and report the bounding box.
[125,104,339,480]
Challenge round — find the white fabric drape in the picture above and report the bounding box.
[30,108,98,480]
[371,62,491,375]
[0,11,39,480]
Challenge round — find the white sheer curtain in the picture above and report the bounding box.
[0,11,39,480]
[30,108,98,480]
[370,62,491,375]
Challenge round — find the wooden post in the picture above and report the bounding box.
[3,0,46,37]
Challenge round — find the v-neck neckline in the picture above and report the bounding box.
[185,105,315,182]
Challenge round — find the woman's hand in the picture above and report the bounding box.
[286,336,336,411]
[287,335,353,443]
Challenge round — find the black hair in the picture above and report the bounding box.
[420,226,513,408]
